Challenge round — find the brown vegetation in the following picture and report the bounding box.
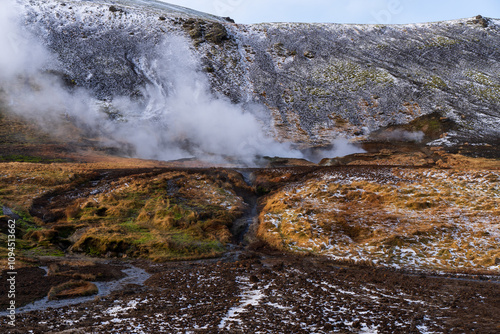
[257,166,500,273]
[48,280,98,300]
[0,163,250,261]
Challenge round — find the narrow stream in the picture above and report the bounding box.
[0,264,151,316]
[1,170,257,317]
[231,169,259,245]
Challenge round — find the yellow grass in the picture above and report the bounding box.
[0,163,247,261]
[258,167,500,273]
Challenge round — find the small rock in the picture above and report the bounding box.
[303,51,315,59]
[249,275,260,283]
[273,262,285,271]
[2,206,21,220]
[324,323,334,331]
[109,6,124,13]
[470,15,489,28]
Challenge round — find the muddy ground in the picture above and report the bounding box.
[1,162,499,333]
[0,259,126,309]
[0,247,499,334]
[1,114,499,333]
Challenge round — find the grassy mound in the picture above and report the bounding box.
[0,162,249,261]
[257,165,500,273]
[48,280,98,300]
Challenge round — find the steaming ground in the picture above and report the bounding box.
[128,36,304,164]
[0,2,499,333]
[1,1,356,166]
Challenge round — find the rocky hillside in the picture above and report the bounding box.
[15,0,500,149]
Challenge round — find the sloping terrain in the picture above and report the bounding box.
[0,163,251,263]
[0,1,499,333]
[14,0,500,150]
[257,165,500,272]
[0,105,73,163]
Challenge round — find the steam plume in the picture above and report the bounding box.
[0,1,364,166]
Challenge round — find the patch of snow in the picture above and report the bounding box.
[266,302,290,310]
[105,299,139,316]
[218,277,269,329]
[416,322,436,334]
[426,132,459,147]
[360,323,381,333]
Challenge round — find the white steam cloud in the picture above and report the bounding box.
[377,130,425,142]
[0,1,50,80]
[110,36,303,164]
[305,138,366,163]
[0,0,364,166]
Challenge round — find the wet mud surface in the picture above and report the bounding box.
[1,164,499,332]
[1,251,499,333]
[0,260,126,310]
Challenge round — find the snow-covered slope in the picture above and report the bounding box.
[11,0,500,150]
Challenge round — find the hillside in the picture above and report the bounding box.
[11,0,500,155]
[0,1,499,333]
